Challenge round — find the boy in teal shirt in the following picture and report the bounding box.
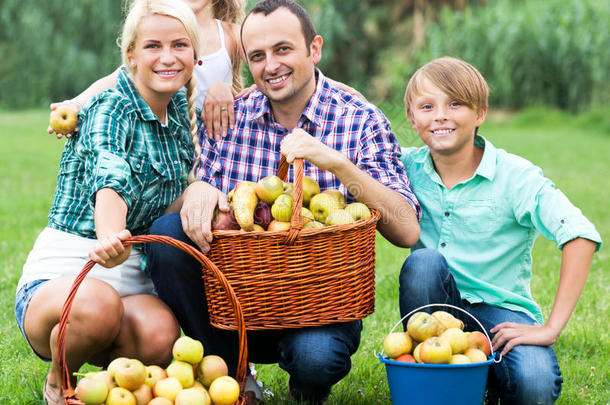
[399,57,601,404]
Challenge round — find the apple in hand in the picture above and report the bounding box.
[419,337,452,364]
[383,332,412,359]
[255,175,284,204]
[407,312,440,342]
[49,105,78,134]
[105,387,136,405]
[75,377,108,405]
[145,365,167,388]
[345,202,371,220]
[466,331,491,356]
[173,336,204,365]
[167,360,195,389]
[197,355,229,387]
[208,376,240,405]
[175,387,211,405]
[114,358,146,391]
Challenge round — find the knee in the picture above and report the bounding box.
[71,284,123,345]
[399,248,447,288]
[132,313,180,367]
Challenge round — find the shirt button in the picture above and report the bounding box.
[136,164,141,168]
[444,211,450,217]
[440,242,446,248]
[560,219,565,224]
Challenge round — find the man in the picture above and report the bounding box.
[147,0,421,402]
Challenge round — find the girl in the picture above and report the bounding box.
[16,0,200,403]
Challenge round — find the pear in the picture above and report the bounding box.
[345,202,371,220]
[325,209,355,226]
[232,181,258,231]
[255,175,284,204]
[309,193,343,223]
[271,194,293,222]
[322,189,346,209]
[302,176,320,206]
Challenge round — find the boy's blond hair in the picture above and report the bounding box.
[404,57,489,117]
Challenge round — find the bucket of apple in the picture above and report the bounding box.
[377,304,501,405]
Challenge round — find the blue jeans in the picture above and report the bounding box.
[399,249,563,405]
[147,213,362,403]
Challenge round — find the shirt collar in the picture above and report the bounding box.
[116,67,166,125]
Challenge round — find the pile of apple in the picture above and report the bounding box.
[383,310,491,365]
[74,336,240,405]
[212,175,372,232]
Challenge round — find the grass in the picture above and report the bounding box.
[0,108,608,404]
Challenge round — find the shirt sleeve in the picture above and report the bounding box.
[358,111,421,220]
[511,163,602,251]
[193,125,223,187]
[78,96,135,209]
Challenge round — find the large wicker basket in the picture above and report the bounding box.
[204,157,381,331]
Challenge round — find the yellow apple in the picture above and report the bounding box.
[303,220,325,229]
[321,189,346,208]
[175,387,212,405]
[153,377,183,401]
[131,383,152,405]
[255,175,284,204]
[325,209,355,226]
[419,337,452,364]
[114,358,146,391]
[282,181,293,196]
[167,360,195,389]
[345,202,371,220]
[267,220,291,232]
[301,207,315,225]
[438,327,469,354]
[49,105,78,134]
[173,336,204,365]
[196,355,229,387]
[449,354,471,364]
[145,365,167,389]
[271,193,292,222]
[464,347,488,363]
[302,176,320,206]
[148,398,173,405]
[75,377,108,405]
[407,312,440,342]
[431,310,464,332]
[108,357,130,378]
[413,342,423,363]
[382,332,412,359]
[309,193,343,223]
[105,387,136,405]
[208,376,240,405]
[466,331,491,356]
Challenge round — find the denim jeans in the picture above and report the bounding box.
[399,248,563,405]
[147,212,362,403]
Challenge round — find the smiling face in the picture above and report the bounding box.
[408,77,486,156]
[241,7,322,109]
[128,14,195,104]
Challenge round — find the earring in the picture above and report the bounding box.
[129,60,136,68]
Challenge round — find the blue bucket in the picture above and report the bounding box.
[379,354,493,405]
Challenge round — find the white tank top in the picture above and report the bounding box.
[193,19,234,110]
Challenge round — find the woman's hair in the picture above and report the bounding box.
[404,56,489,117]
[212,0,245,92]
[119,0,201,164]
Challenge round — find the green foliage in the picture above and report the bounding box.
[382,0,610,111]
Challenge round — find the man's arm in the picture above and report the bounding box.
[490,237,597,355]
[281,129,420,248]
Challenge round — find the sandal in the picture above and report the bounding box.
[43,377,64,405]
[245,373,265,404]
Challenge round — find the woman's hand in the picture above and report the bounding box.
[202,82,235,141]
[89,229,132,268]
[47,100,82,139]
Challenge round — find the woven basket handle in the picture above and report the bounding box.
[57,235,248,404]
[277,156,304,245]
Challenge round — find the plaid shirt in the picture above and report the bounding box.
[194,70,420,218]
[48,68,194,238]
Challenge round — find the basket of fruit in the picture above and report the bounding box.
[204,156,382,331]
[378,304,502,405]
[57,235,249,405]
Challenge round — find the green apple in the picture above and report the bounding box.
[167,360,195,389]
[303,220,325,229]
[407,311,440,342]
[345,202,371,220]
[175,387,211,405]
[301,207,315,225]
[131,383,152,405]
[325,209,355,226]
[208,376,240,405]
[105,386,136,405]
[321,189,346,208]
[271,193,292,222]
[114,358,146,391]
[255,175,284,204]
[75,376,108,405]
[383,332,412,359]
[419,337,452,364]
[196,355,228,387]
[49,105,78,134]
[302,176,320,206]
[282,182,293,196]
[153,377,183,401]
[309,193,343,223]
[145,365,167,388]
[438,327,469,354]
[173,336,204,365]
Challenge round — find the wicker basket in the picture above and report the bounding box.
[57,235,249,405]
[204,157,381,331]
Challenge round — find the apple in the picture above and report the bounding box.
[192,380,206,390]
[167,360,195,389]
[153,377,183,401]
[75,377,108,405]
[175,387,211,405]
[302,176,320,206]
[249,224,265,231]
[325,209,355,226]
[382,332,412,359]
[108,357,130,378]
[431,310,464,332]
[419,337,453,364]
[282,182,293,196]
[232,181,258,231]
[131,383,152,405]
[212,208,240,231]
[197,355,229,387]
[148,398,173,405]
[145,365,167,389]
[449,354,471,364]
[208,376,240,405]
[321,189,346,208]
[92,370,116,391]
[394,353,416,363]
[464,347,488,363]
[301,207,315,225]
[271,193,292,222]
[438,327,469,354]
[49,105,78,134]
[267,220,291,232]
[413,342,423,363]
[253,201,273,229]
[114,359,146,391]
[173,336,204,365]
[466,331,491,356]
[105,387,136,405]
[345,202,371,220]
[255,175,284,204]
[309,193,343,223]
[303,220,325,229]
[407,312,440,342]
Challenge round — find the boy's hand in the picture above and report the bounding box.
[490,322,559,356]
[89,229,132,268]
[47,101,81,139]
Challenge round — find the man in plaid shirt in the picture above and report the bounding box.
[148,0,421,403]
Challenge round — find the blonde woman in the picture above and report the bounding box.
[15,1,200,403]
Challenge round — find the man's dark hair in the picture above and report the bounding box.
[241,0,317,53]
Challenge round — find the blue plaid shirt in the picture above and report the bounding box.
[48,68,194,238]
[194,70,420,218]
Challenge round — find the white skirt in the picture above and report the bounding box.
[17,227,154,297]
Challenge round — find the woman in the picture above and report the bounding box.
[15,1,200,403]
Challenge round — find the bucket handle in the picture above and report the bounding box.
[377,303,502,363]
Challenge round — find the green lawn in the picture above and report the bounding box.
[0,109,607,404]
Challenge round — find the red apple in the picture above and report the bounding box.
[131,383,153,405]
[394,354,416,363]
[466,331,491,356]
[212,208,240,231]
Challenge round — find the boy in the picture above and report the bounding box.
[399,57,601,404]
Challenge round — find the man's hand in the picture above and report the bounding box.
[89,229,132,268]
[202,82,235,141]
[47,101,81,139]
[280,128,347,171]
[490,322,559,356]
[180,181,230,253]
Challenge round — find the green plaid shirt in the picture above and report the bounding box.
[48,68,194,238]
